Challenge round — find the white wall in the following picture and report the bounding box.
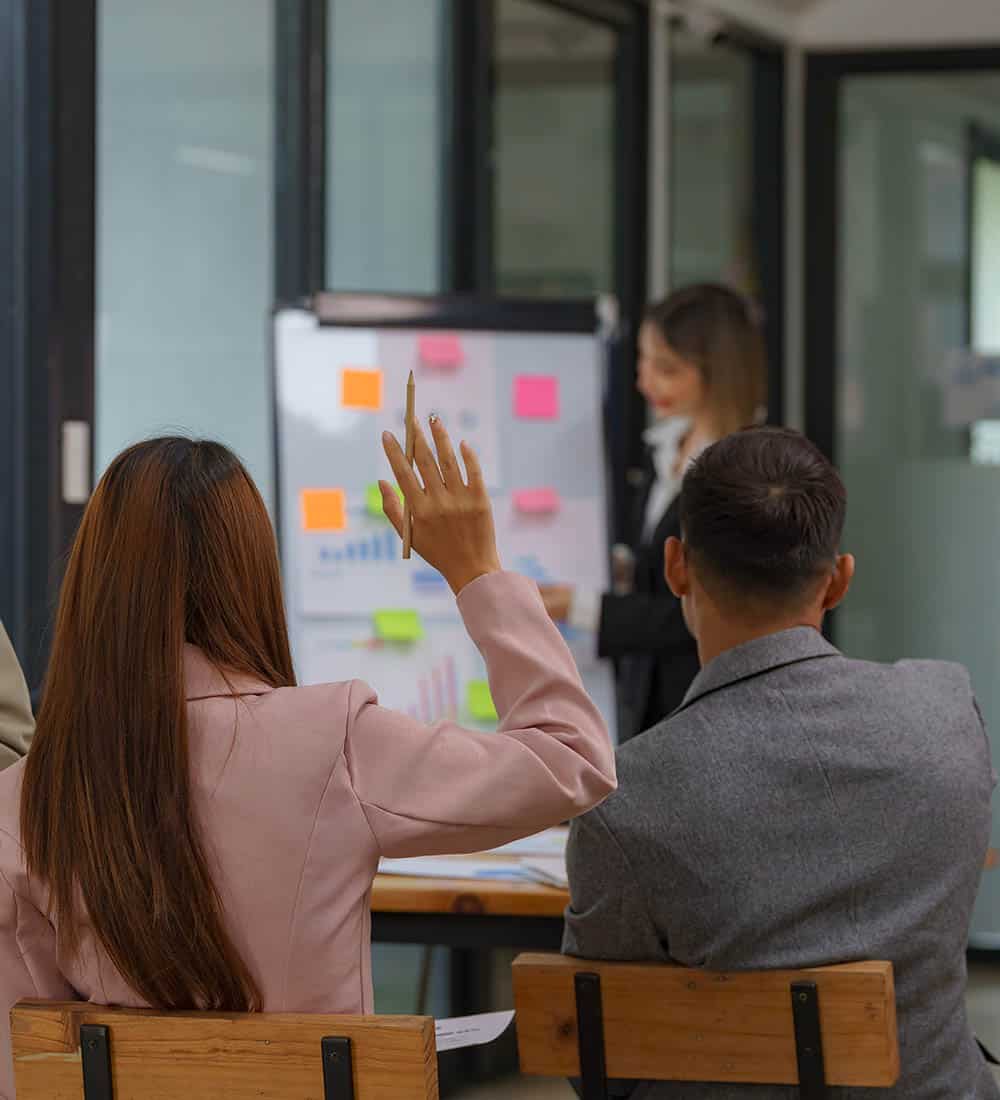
[800,0,1000,48]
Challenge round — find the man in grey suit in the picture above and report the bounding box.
[564,427,997,1099]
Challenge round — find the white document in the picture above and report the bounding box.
[378,857,530,882]
[487,828,568,858]
[519,856,569,889]
[435,1011,515,1052]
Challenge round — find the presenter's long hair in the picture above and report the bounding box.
[21,437,296,1012]
[646,283,767,437]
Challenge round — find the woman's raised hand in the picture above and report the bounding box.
[380,416,502,596]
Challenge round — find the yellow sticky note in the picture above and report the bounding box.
[467,680,498,722]
[301,488,346,532]
[373,609,423,643]
[342,368,383,410]
[366,482,403,517]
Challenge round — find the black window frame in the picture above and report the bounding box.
[0,0,95,689]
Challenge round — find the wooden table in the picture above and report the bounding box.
[370,866,569,950]
[371,864,570,1093]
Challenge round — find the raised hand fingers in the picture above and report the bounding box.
[460,441,486,495]
[412,421,446,496]
[379,481,404,536]
[429,415,464,488]
[382,432,424,505]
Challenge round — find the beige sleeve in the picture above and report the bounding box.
[0,624,33,766]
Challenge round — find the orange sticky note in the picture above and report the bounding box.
[301,488,346,532]
[341,368,383,411]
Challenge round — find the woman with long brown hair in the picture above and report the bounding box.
[0,421,614,1096]
[541,284,767,741]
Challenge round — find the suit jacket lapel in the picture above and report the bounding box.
[629,446,656,548]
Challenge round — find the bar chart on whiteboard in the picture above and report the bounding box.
[273,302,616,737]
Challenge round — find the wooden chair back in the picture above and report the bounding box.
[11,1000,438,1100]
[512,953,899,1098]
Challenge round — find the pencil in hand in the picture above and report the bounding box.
[402,370,416,559]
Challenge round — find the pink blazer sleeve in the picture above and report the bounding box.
[0,850,76,1100]
[343,571,616,857]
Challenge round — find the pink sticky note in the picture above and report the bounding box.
[418,333,464,369]
[514,488,561,515]
[514,375,559,420]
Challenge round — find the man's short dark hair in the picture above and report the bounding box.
[678,427,847,603]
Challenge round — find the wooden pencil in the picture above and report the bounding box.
[402,370,416,559]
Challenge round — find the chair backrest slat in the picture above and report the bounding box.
[11,1001,438,1100]
[512,953,899,1088]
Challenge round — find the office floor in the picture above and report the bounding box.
[455,957,1000,1098]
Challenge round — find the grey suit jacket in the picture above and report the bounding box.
[0,624,32,770]
[564,627,999,1099]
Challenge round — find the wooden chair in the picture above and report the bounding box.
[512,953,900,1100]
[11,1000,438,1100]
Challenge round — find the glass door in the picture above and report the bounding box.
[651,14,785,421]
[492,0,618,298]
[668,27,755,293]
[808,59,1000,946]
[486,0,646,545]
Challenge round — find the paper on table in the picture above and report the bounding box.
[488,828,568,858]
[514,375,559,420]
[373,609,424,643]
[378,857,529,881]
[520,857,569,889]
[435,1011,515,1053]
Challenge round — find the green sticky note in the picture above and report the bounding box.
[467,680,498,722]
[373,609,423,643]
[366,482,403,518]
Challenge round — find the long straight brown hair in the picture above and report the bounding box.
[21,438,296,1011]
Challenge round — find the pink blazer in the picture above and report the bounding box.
[0,572,614,1097]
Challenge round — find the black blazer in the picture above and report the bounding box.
[597,453,700,743]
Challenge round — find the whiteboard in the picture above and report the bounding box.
[273,299,616,739]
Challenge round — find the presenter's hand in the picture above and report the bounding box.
[381,416,502,596]
[539,584,573,623]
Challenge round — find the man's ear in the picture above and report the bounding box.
[664,536,689,599]
[822,553,855,611]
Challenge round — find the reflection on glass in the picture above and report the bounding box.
[669,31,753,294]
[835,73,1000,944]
[326,0,445,293]
[96,0,275,505]
[972,154,1000,352]
[493,0,616,297]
